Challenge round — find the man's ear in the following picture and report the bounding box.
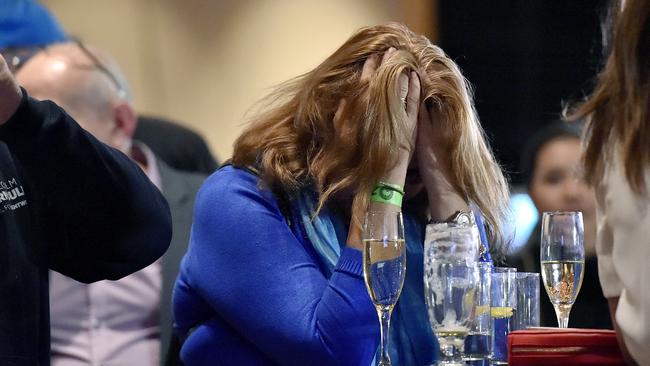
[113,101,137,138]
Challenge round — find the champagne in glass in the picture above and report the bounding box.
[540,211,585,328]
[363,211,407,366]
[540,260,584,323]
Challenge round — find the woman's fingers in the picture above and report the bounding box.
[381,47,396,65]
[361,47,395,83]
[360,54,379,83]
[406,71,421,118]
[418,99,431,131]
[398,72,409,107]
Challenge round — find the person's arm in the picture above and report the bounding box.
[0,91,172,282]
[0,57,171,282]
[594,184,637,365]
[182,169,378,365]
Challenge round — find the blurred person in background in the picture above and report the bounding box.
[2,0,218,177]
[173,23,510,366]
[569,0,650,363]
[511,122,612,329]
[135,116,219,175]
[16,42,205,366]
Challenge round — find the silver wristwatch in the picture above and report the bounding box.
[430,210,475,227]
[429,210,488,260]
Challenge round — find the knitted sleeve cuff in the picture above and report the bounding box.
[334,247,364,278]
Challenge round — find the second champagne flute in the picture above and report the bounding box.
[363,211,407,366]
[540,211,585,328]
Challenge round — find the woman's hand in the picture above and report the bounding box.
[416,101,469,221]
[378,69,420,187]
[0,54,23,126]
[346,48,420,250]
[369,50,421,188]
[334,48,420,191]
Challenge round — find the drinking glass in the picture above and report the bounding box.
[463,262,492,365]
[363,211,407,366]
[540,211,585,328]
[424,223,479,365]
[489,267,516,365]
[514,272,540,330]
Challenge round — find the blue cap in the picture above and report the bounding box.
[0,0,68,49]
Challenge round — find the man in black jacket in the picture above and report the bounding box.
[0,50,172,366]
[16,42,204,366]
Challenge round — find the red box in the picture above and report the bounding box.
[508,328,625,365]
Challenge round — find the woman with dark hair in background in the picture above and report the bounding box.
[569,0,650,363]
[173,23,510,365]
[512,122,612,329]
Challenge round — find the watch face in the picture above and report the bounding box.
[456,212,472,226]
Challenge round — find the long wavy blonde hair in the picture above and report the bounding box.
[233,23,510,247]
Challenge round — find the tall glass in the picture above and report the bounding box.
[540,211,585,328]
[514,272,540,330]
[489,267,516,365]
[363,211,407,366]
[463,262,492,365]
[424,223,479,365]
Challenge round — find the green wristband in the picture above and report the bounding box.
[370,183,404,207]
[377,181,405,196]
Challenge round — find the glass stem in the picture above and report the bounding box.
[440,342,455,359]
[554,304,572,328]
[377,307,392,365]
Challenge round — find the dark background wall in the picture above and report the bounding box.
[438,0,608,184]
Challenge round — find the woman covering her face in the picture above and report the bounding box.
[173,23,509,366]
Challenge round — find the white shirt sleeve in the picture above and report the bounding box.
[596,156,650,365]
[595,183,623,298]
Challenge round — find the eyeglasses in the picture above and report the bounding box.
[0,46,43,73]
[0,37,127,99]
[69,37,127,99]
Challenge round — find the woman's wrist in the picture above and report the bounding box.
[346,221,364,250]
[427,191,469,221]
[424,171,469,221]
[379,149,411,187]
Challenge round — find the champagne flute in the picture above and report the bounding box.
[363,211,407,366]
[540,211,585,328]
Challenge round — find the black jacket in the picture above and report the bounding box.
[0,90,172,365]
